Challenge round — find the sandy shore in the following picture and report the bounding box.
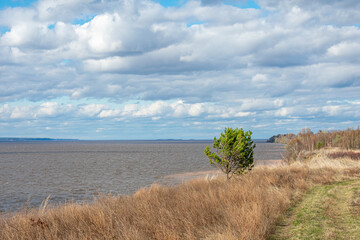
[255,159,285,166]
[164,159,285,183]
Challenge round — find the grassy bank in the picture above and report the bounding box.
[1,149,360,239]
[270,179,360,239]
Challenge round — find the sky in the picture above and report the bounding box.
[0,0,359,140]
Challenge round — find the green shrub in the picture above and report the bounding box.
[204,128,256,180]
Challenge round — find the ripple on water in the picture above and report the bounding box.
[0,141,284,212]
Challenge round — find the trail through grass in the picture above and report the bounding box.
[270,179,360,240]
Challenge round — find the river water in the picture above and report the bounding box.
[0,140,284,212]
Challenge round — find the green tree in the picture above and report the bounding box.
[204,128,256,180]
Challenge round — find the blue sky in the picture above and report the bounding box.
[0,0,360,140]
[0,0,37,9]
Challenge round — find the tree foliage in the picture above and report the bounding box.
[204,128,256,180]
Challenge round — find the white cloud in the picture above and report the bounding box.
[0,102,74,120]
[0,100,256,122]
[188,103,204,116]
[274,107,294,117]
[0,0,360,139]
[37,102,61,116]
[79,104,108,117]
[327,41,360,60]
[133,101,170,117]
[98,109,122,118]
[10,106,34,119]
[322,105,342,116]
[239,98,284,111]
[36,0,93,22]
[251,74,268,83]
[284,6,311,27]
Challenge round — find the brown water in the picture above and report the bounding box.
[0,140,284,212]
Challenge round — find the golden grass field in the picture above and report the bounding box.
[1,149,360,240]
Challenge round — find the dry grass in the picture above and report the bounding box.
[328,150,360,160]
[300,149,360,170]
[1,150,360,240]
[277,127,360,162]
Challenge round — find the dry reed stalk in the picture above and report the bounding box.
[1,151,360,240]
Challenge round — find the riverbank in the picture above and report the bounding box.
[163,159,284,184]
[1,149,359,239]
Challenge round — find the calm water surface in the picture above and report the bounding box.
[0,141,284,212]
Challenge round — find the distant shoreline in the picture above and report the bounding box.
[0,138,78,142]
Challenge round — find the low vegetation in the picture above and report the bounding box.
[273,127,360,150]
[328,151,360,160]
[270,179,360,239]
[270,127,360,162]
[1,149,360,239]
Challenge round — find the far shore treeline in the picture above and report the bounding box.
[0,138,79,142]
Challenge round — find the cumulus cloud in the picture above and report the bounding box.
[327,41,360,61]
[257,0,360,26]
[0,100,254,122]
[0,0,359,139]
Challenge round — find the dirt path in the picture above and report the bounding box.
[269,179,360,240]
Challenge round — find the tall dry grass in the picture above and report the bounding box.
[1,151,360,240]
[276,127,360,162]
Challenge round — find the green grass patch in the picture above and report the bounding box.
[269,180,360,240]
